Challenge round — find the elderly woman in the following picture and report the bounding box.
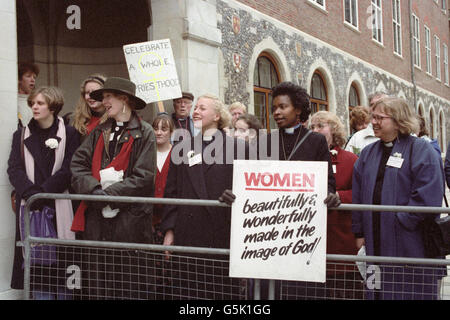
[352,97,445,300]
[72,74,107,138]
[161,94,247,299]
[70,77,156,299]
[309,111,361,299]
[8,86,80,299]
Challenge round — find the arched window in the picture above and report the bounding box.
[429,108,435,139]
[417,104,424,118]
[310,71,328,114]
[348,82,360,125]
[253,53,281,131]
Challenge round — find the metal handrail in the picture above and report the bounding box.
[21,192,450,300]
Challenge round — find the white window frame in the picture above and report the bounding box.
[392,0,402,56]
[343,0,359,29]
[435,36,441,81]
[308,0,326,10]
[425,26,432,74]
[443,44,448,85]
[412,14,420,68]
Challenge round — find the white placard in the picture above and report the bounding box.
[229,160,328,282]
[123,39,182,103]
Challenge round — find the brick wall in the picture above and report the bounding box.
[237,0,450,100]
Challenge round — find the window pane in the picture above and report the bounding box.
[254,91,267,128]
[258,57,272,88]
[311,73,326,100]
[351,0,357,26]
[270,63,279,88]
[268,94,277,130]
[253,62,260,86]
[349,85,359,107]
[344,0,351,22]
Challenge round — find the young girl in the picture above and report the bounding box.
[8,86,80,299]
[152,113,174,244]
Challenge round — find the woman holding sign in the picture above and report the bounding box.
[352,97,445,300]
[309,111,362,299]
[160,93,248,299]
[70,77,156,299]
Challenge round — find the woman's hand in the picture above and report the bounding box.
[324,192,341,208]
[218,189,236,206]
[356,237,365,250]
[163,230,174,260]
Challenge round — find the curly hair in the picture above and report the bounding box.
[271,82,311,122]
[309,111,347,148]
[350,105,370,131]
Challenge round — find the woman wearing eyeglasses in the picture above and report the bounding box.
[352,97,445,300]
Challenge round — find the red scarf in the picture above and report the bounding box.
[71,131,134,232]
[86,116,101,135]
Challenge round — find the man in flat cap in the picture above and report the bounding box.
[172,92,197,138]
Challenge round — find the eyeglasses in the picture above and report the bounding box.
[370,114,392,122]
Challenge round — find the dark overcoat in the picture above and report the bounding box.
[160,130,247,249]
[7,118,80,289]
[352,135,445,299]
[70,113,156,244]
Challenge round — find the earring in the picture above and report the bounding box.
[122,104,126,113]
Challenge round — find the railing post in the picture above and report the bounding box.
[268,279,275,300]
[23,199,32,300]
[254,279,261,300]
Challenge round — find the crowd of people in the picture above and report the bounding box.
[6,62,450,300]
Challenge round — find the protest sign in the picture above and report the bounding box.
[123,39,182,111]
[229,160,328,282]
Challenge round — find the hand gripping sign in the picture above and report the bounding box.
[123,39,182,112]
[229,160,328,282]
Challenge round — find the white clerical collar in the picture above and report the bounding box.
[285,123,302,134]
[203,135,213,141]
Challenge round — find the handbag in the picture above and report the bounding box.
[20,205,57,266]
[11,126,25,214]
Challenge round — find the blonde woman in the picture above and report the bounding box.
[160,94,247,299]
[309,111,361,299]
[352,97,445,300]
[72,74,107,137]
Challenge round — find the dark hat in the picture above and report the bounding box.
[174,91,194,101]
[90,77,147,110]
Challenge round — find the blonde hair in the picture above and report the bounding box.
[229,101,247,113]
[198,94,231,130]
[309,111,347,147]
[72,74,107,135]
[372,97,419,136]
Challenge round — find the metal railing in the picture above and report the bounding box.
[19,193,450,300]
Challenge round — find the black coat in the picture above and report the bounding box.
[7,118,80,289]
[70,113,156,244]
[160,130,248,249]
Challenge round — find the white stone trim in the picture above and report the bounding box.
[305,58,337,114]
[247,37,291,115]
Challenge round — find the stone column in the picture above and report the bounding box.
[150,0,222,113]
[0,0,22,299]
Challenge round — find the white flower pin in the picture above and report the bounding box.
[187,150,195,158]
[45,138,59,149]
[393,152,402,158]
[330,149,338,156]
